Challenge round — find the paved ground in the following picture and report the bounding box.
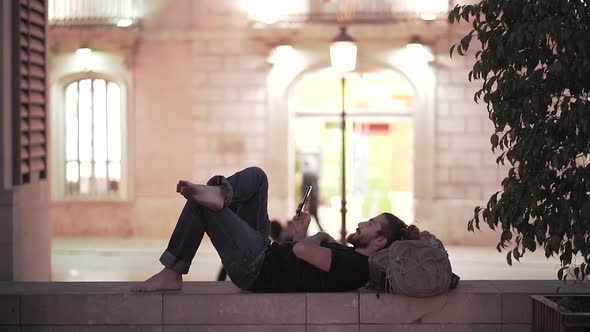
[51,237,564,282]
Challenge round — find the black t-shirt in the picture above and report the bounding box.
[249,241,369,292]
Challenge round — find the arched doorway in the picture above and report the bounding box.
[292,68,415,237]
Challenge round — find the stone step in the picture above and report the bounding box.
[1,280,589,331]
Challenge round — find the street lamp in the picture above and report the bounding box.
[330,27,357,72]
[330,26,357,243]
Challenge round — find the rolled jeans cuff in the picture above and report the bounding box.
[160,250,191,274]
[206,175,233,208]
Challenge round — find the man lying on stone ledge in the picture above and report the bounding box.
[131,167,419,293]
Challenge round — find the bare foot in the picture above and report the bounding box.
[176,180,225,211]
[130,268,183,292]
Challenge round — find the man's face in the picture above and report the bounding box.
[346,214,386,249]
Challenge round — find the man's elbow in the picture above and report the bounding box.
[292,242,308,259]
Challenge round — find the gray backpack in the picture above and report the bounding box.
[367,231,458,297]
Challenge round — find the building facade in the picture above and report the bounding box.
[1,0,506,280]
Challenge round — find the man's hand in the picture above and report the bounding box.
[291,201,311,242]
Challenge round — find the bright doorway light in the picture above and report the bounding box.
[76,47,92,56]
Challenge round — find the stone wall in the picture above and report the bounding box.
[3,280,590,331]
[428,31,510,245]
[48,0,512,246]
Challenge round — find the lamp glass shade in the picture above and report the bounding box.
[330,40,357,72]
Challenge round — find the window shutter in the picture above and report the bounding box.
[12,0,48,185]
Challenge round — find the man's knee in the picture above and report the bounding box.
[245,166,268,185]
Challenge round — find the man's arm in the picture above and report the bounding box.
[289,206,311,242]
[292,232,337,272]
[290,213,310,242]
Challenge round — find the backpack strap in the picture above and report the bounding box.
[397,256,436,274]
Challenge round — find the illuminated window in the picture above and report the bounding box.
[64,78,122,196]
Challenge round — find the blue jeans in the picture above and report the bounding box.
[159,167,271,290]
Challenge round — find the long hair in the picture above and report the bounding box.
[379,213,420,248]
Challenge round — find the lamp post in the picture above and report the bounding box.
[329,26,357,243]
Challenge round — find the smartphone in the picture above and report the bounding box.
[296,185,313,217]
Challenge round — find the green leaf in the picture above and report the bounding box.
[461,7,470,21]
[513,246,521,261]
[501,229,513,243]
[523,233,537,252]
[461,35,473,53]
[491,133,499,148]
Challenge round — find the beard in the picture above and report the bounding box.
[346,231,371,249]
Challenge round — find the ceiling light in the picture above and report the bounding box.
[116,18,133,27]
[420,13,437,20]
[406,36,424,50]
[76,47,92,56]
[268,44,294,64]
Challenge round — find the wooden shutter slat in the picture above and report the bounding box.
[20,106,29,118]
[29,65,44,79]
[29,79,44,92]
[29,92,45,105]
[29,105,44,118]
[21,148,47,160]
[29,146,45,159]
[29,1,45,15]
[20,49,29,61]
[30,119,45,131]
[30,132,45,145]
[20,37,28,48]
[19,0,28,6]
[20,23,29,35]
[20,9,28,20]
[29,11,44,26]
[20,120,29,131]
[29,40,45,54]
[29,52,44,65]
[21,163,30,174]
[30,159,45,172]
[29,25,44,39]
[20,80,28,90]
[20,134,29,145]
[20,92,29,103]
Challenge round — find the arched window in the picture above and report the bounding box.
[63,78,122,196]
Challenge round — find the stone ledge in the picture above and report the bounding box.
[0,280,588,330]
